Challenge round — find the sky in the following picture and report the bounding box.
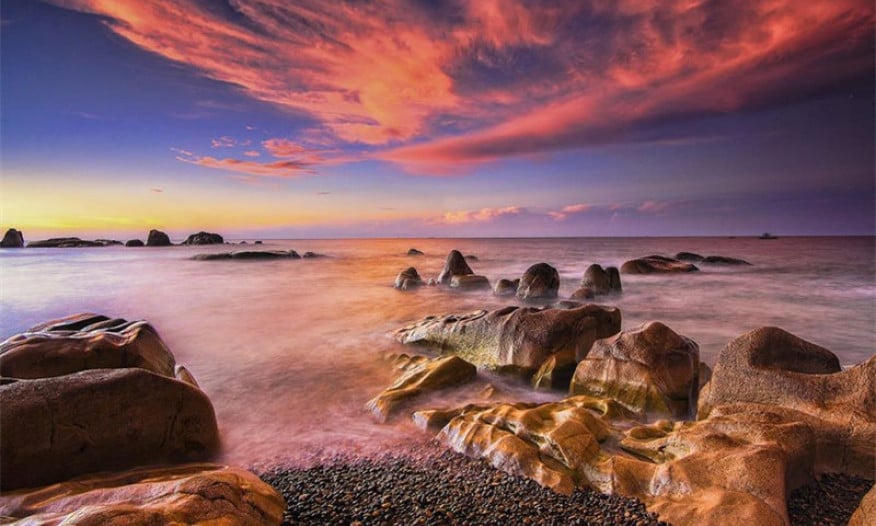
[1,0,874,239]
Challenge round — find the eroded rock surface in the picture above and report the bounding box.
[581,264,622,295]
[395,267,424,290]
[517,262,560,301]
[849,485,876,526]
[450,274,491,291]
[621,255,698,274]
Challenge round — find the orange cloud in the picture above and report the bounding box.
[176,153,313,178]
[262,138,309,158]
[243,150,261,157]
[432,206,526,225]
[549,203,592,221]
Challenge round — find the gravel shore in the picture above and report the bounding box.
[787,473,873,526]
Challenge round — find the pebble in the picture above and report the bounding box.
[787,472,873,526]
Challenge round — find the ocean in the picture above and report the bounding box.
[1,236,873,469]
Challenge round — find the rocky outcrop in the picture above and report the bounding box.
[702,255,751,265]
[437,250,474,285]
[0,463,285,525]
[407,248,424,256]
[192,250,301,260]
[698,327,875,477]
[125,239,144,247]
[1,228,24,248]
[26,237,114,248]
[675,251,704,262]
[531,349,577,391]
[146,229,172,246]
[581,264,622,295]
[493,278,519,297]
[516,263,560,301]
[395,305,621,376]
[620,255,698,274]
[450,274,491,290]
[395,267,424,290]
[849,485,876,526]
[366,355,477,422]
[570,321,700,418]
[182,231,224,245]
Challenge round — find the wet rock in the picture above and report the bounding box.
[699,327,875,477]
[0,463,285,525]
[182,231,224,245]
[517,262,560,301]
[302,251,323,258]
[570,287,595,300]
[675,251,704,262]
[570,321,700,418]
[437,250,474,285]
[701,255,751,265]
[125,239,144,247]
[531,349,577,391]
[1,228,24,248]
[581,264,622,295]
[407,248,424,256]
[395,304,621,376]
[395,267,424,290]
[849,484,876,526]
[493,278,520,297]
[366,355,477,422]
[620,255,698,274]
[146,229,172,246]
[450,274,491,291]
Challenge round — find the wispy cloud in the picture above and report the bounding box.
[150,187,164,193]
[243,150,261,157]
[431,206,527,225]
[175,152,314,178]
[549,203,591,221]
[211,136,237,148]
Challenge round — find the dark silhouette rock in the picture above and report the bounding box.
[702,255,751,265]
[465,255,479,261]
[192,250,299,261]
[182,231,224,245]
[125,239,144,247]
[26,238,108,248]
[517,263,560,301]
[146,230,172,247]
[675,252,704,262]
[620,255,698,274]
[1,228,24,248]
[254,240,263,244]
[302,251,323,258]
[494,278,520,297]
[407,248,424,256]
[395,267,424,290]
[437,250,474,285]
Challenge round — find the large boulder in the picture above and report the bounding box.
[1,228,24,248]
[570,321,700,418]
[675,251,704,262]
[516,262,560,301]
[146,229,172,246]
[699,327,875,477]
[395,304,621,376]
[366,355,477,422]
[620,255,698,274]
[182,231,224,245]
[0,463,285,525]
[701,255,751,265]
[125,239,144,247]
[581,264,622,295]
[450,274,491,291]
[26,237,105,248]
[493,278,519,297]
[394,267,424,290]
[437,250,474,285]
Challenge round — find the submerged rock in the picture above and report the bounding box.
[146,229,172,246]
[125,239,144,247]
[437,250,474,285]
[394,267,424,290]
[516,262,560,301]
[570,287,595,300]
[182,231,224,245]
[450,274,491,291]
[407,248,424,256]
[620,255,698,274]
[581,264,622,295]
[302,251,323,258]
[26,237,108,248]
[675,251,704,262]
[493,278,519,297]
[701,255,752,265]
[1,228,24,248]
[192,250,300,260]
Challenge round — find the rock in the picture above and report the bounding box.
[570,321,700,418]
[581,264,621,295]
[437,250,474,285]
[192,250,300,260]
[394,267,424,290]
[366,355,477,422]
[465,255,478,261]
[302,251,323,258]
[675,251,704,262]
[849,485,876,526]
[254,240,263,244]
[531,349,577,391]
[493,278,520,297]
[621,255,698,274]
[701,255,751,265]
[407,248,424,256]
[426,278,437,286]
[395,304,621,376]
[0,313,176,379]
[570,287,595,300]
[0,463,285,525]
[182,231,224,245]
[26,237,107,248]
[1,228,24,247]
[0,368,219,490]
[450,274,491,291]
[699,327,875,477]
[125,239,144,247]
[516,263,560,301]
[146,229,172,246]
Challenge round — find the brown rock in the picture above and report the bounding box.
[531,349,577,391]
[581,264,622,294]
[620,255,698,274]
[437,250,474,285]
[516,262,560,301]
[849,484,876,526]
[394,267,424,289]
[675,251,704,262]
[450,274,491,291]
[493,278,520,297]
[570,287,595,300]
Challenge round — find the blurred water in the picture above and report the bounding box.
[1,237,873,468]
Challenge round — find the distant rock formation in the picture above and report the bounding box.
[125,239,145,247]
[1,228,24,248]
[407,248,424,256]
[146,229,172,246]
[620,255,698,274]
[26,237,119,248]
[181,231,224,245]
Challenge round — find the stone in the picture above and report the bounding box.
[570,287,595,300]
[516,262,560,301]
[0,368,219,490]
[366,355,477,422]
[581,264,622,295]
[1,228,24,248]
[302,251,322,258]
[698,326,875,477]
[701,255,751,265]
[182,231,224,245]
[395,304,621,376]
[146,229,172,246]
[450,274,491,291]
[192,250,300,260]
[0,463,285,525]
[849,485,876,526]
[620,255,698,274]
[437,250,474,285]
[675,251,704,262]
[254,240,263,244]
[125,239,144,247]
[465,255,478,261]
[395,267,424,290]
[531,349,577,391]
[26,238,106,248]
[407,248,424,256]
[570,321,700,418]
[493,278,519,297]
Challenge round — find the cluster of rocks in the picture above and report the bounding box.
[192,250,323,261]
[375,302,875,525]
[0,228,229,248]
[0,313,285,524]
[620,253,751,274]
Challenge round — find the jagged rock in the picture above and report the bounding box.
[493,278,519,297]
[675,251,704,262]
[570,321,700,418]
[516,263,560,301]
[581,264,622,295]
[849,485,876,526]
[437,250,474,285]
[182,231,224,245]
[1,228,24,248]
[699,327,875,477]
[701,255,751,265]
[620,255,698,274]
[450,274,491,291]
[395,305,621,376]
[125,239,144,247]
[570,287,595,300]
[0,463,285,525]
[407,248,424,256]
[395,267,424,290]
[366,355,476,422]
[146,229,172,246]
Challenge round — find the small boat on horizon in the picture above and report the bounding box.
[758,232,778,240]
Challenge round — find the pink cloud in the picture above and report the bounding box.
[432,206,526,225]
[243,150,261,157]
[175,152,313,178]
[549,203,592,221]
[262,138,309,158]
[210,136,237,148]
[636,200,673,214]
